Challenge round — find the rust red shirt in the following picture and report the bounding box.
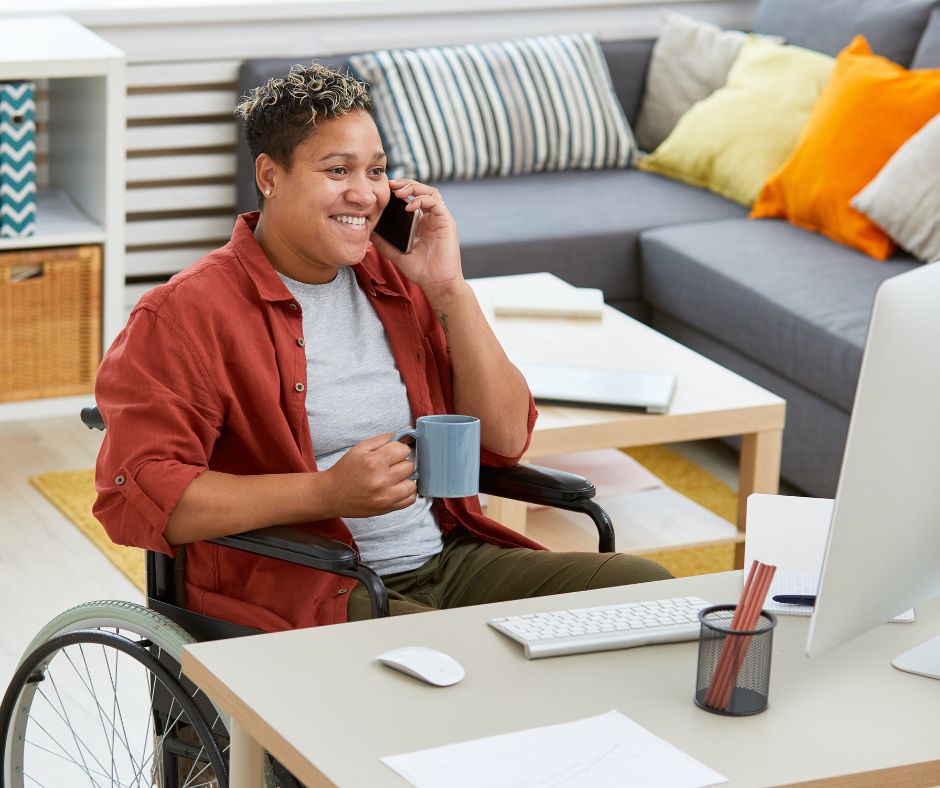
[93,213,541,632]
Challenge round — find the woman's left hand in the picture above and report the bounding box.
[370,179,463,299]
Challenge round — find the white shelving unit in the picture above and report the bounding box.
[0,15,125,422]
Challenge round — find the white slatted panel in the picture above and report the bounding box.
[127,60,241,88]
[126,152,236,183]
[127,89,239,120]
[126,121,236,151]
[124,59,241,281]
[126,183,236,213]
[126,245,220,277]
[126,215,236,246]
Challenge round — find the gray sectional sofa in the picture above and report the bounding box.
[235,0,940,499]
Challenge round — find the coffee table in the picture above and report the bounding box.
[467,273,786,568]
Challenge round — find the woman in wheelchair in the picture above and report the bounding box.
[0,65,670,788]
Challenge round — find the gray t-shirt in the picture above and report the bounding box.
[277,266,443,576]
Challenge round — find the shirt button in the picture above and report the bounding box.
[338,588,348,595]
[289,302,298,310]
[295,383,305,392]
[115,475,125,485]
[297,338,304,347]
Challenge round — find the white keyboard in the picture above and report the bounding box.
[488,596,712,659]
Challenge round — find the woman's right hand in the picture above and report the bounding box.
[321,432,418,518]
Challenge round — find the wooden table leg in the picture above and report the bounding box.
[485,495,529,536]
[230,718,265,788]
[736,430,783,568]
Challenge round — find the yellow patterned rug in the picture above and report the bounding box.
[29,444,738,593]
[30,469,146,593]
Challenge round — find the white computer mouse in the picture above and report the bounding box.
[376,646,465,687]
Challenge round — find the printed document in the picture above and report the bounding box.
[381,709,727,788]
[767,572,914,622]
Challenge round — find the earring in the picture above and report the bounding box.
[265,189,271,196]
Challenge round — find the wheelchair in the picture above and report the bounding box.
[0,406,615,788]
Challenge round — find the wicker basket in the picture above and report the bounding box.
[0,245,102,403]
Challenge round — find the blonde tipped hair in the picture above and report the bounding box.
[236,63,375,209]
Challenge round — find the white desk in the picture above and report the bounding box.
[183,572,940,788]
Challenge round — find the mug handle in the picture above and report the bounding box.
[391,428,420,481]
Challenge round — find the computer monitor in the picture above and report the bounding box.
[807,261,940,679]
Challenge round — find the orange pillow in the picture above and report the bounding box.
[751,36,940,260]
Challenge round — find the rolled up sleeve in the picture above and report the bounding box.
[480,390,538,467]
[93,306,223,555]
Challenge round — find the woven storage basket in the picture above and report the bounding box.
[0,245,102,403]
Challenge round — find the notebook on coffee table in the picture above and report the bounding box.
[516,363,677,414]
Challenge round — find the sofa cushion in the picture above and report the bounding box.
[752,0,938,67]
[347,33,637,182]
[639,37,834,206]
[436,169,746,302]
[912,8,940,67]
[634,11,756,153]
[640,217,919,411]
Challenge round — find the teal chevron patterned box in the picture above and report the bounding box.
[1,82,37,238]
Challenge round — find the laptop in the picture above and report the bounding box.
[516,363,677,414]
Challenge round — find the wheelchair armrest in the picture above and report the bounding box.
[480,464,615,554]
[208,526,390,618]
[81,405,106,430]
[479,463,595,506]
[208,526,358,573]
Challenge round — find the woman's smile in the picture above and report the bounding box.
[331,214,369,228]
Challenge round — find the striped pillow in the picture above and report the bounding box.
[348,33,637,182]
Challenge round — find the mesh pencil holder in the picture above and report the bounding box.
[694,604,777,716]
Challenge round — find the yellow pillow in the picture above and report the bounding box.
[639,37,834,206]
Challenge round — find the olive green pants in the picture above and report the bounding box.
[347,527,673,620]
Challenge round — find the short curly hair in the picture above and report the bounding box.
[235,63,375,209]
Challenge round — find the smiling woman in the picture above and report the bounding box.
[90,61,670,633]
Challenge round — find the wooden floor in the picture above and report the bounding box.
[0,415,142,687]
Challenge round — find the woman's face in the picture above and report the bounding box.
[261,110,390,281]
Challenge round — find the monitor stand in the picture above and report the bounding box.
[893,633,940,680]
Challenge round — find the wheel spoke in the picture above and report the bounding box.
[45,670,100,787]
[78,645,118,784]
[103,642,145,786]
[61,649,141,768]
[128,699,191,787]
[33,686,113,780]
[23,738,119,785]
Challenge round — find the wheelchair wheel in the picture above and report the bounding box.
[1,600,302,788]
[1,626,228,787]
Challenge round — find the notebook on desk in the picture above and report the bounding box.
[516,363,677,414]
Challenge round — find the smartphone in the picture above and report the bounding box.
[374,193,419,254]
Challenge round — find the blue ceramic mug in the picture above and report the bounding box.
[392,415,480,498]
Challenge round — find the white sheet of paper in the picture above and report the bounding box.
[767,572,914,623]
[382,710,727,788]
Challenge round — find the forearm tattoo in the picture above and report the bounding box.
[435,309,449,335]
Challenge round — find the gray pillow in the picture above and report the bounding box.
[912,8,940,67]
[851,112,940,263]
[753,0,939,67]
